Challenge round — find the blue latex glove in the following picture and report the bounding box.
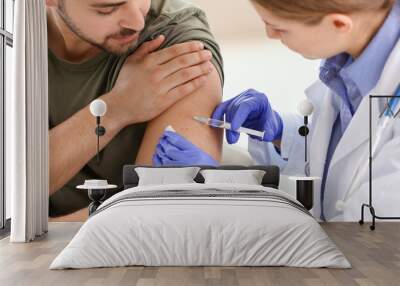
[153,131,219,167]
[212,89,283,144]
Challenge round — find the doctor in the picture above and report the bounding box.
[154,0,400,221]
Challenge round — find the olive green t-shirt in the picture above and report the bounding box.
[48,0,224,216]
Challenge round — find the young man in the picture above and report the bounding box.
[46,0,224,217]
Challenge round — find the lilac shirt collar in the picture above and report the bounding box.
[320,0,400,111]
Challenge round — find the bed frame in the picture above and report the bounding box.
[122,165,280,190]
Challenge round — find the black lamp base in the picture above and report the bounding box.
[289,177,320,211]
[87,189,107,216]
[296,180,314,211]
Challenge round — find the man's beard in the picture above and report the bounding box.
[57,1,139,55]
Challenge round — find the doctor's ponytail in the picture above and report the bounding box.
[252,0,396,25]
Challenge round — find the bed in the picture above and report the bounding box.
[50,165,350,269]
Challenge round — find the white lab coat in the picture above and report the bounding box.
[249,39,400,221]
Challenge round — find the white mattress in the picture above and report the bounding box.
[50,183,350,269]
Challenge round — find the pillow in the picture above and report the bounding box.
[135,167,201,186]
[200,169,266,185]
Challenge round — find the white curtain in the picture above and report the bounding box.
[8,0,49,242]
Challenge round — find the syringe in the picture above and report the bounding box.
[193,116,265,139]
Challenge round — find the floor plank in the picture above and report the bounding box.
[0,222,399,286]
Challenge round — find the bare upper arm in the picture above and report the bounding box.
[135,66,223,165]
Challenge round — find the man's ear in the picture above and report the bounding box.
[325,14,353,33]
[46,0,58,7]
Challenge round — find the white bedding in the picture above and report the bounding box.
[50,183,351,269]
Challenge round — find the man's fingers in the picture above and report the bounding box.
[160,50,212,79]
[158,63,214,109]
[152,41,205,65]
[164,61,213,93]
[165,74,208,104]
[132,35,165,60]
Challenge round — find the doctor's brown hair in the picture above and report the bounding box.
[252,0,396,25]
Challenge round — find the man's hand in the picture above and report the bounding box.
[112,35,214,127]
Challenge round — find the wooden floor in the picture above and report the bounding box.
[0,222,399,286]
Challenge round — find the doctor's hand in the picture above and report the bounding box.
[212,89,283,144]
[153,131,218,167]
[112,35,214,127]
